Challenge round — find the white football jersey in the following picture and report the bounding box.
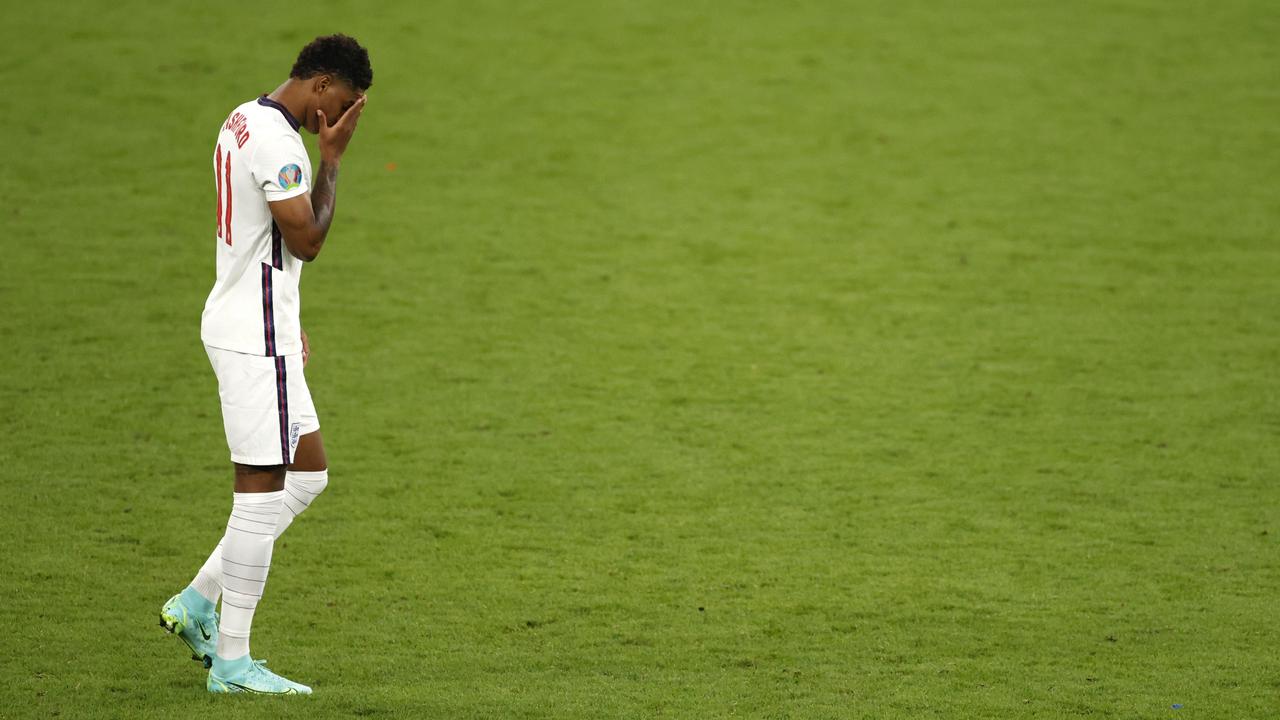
[200,96,312,357]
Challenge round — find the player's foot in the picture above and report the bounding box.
[159,590,219,668]
[207,655,313,695]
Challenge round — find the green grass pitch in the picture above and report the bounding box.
[2,0,1279,717]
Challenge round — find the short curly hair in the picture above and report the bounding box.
[290,34,373,91]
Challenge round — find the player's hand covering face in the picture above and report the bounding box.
[325,94,363,127]
[303,75,363,134]
[317,94,366,162]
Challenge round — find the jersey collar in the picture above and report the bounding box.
[257,95,301,131]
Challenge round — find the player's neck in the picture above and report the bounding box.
[266,80,308,129]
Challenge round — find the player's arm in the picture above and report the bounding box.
[269,95,367,262]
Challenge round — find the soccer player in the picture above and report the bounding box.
[158,34,371,695]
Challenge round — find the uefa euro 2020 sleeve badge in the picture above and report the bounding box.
[278,164,303,190]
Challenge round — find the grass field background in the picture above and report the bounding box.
[2,0,1279,717]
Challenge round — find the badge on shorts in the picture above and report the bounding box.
[278,164,302,190]
[290,422,301,449]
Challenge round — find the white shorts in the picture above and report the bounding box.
[205,345,319,466]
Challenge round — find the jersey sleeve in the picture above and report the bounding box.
[252,133,311,202]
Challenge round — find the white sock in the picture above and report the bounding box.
[189,470,329,604]
[190,540,224,603]
[215,490,284,661]
[275,469,330,537]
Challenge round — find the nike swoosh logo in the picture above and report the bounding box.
[197,619,212,641]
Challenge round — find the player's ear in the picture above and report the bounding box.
[313,74,331,95]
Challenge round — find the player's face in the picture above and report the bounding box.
[305,76,364,134]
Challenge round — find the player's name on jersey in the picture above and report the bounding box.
[223,111,250,149]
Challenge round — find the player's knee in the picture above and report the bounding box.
[286,468,329,506]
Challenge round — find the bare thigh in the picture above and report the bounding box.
[233,463,286,492]
[289,430,327,472]
[232,431,325,491]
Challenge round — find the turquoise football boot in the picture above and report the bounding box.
[207,655,313,695]
[159,588,219,668]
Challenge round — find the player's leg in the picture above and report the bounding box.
[181,433,327,616]
[180,435,326,616]
[207,461,309,694]
[172,360,325,630]
[162,348,265,666]
[208,351,315,693]
[165,348,312,693]
[160,463,286,669]
[213,463,285,661]
[276,430,328,537]
[276,353,327,535]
